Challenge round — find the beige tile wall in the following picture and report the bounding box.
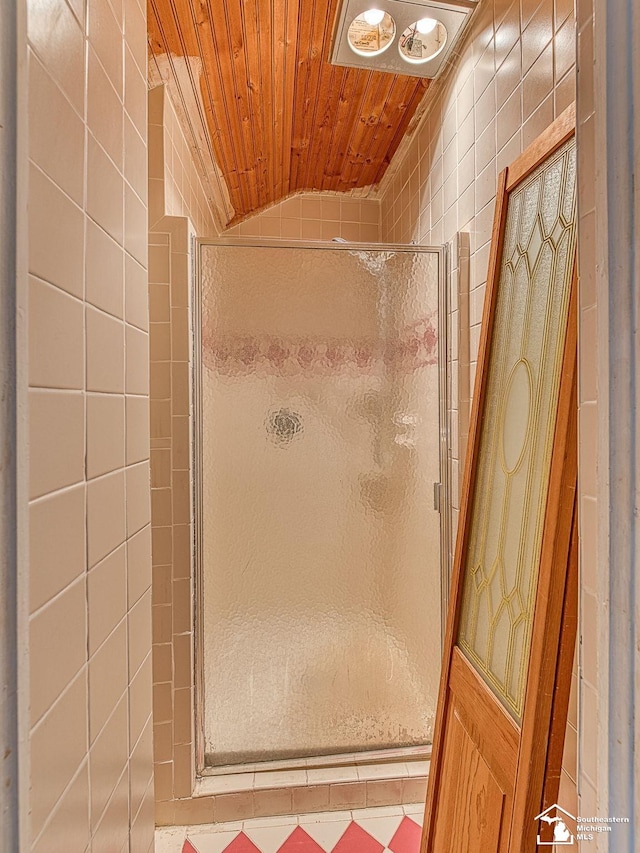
[377,0,577,803]
[149,86,218,239]
[223,193,381,242]
[380,0,577,576]
[148,83,203,826]
[148,216,201,827]
[27,0,154,849]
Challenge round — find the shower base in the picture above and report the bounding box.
[192,746,430,823]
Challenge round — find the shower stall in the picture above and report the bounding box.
[194,240,449,773]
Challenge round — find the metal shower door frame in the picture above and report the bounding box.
[191,238,451,776]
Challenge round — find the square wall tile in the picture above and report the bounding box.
[87,306,126,392]
[86,217,125,319]
[87,45,124,170]
[125,254,150,331]
[126,44,148,136]
[31,763,90,853]
[129,589,153,676]
[125,183,149,265]
[126,324,150,394]
[127,524,152,607]
[88,545,127,655]
[29,276,84,389]
[130,718,154,816]
[87,393,126,479]
[91,769,131,853]
[28,164,84,298]
[30,576,87,726]
[90,696,129,831]
[29,484,86,612]
[89,620,128,744]
[87,133,124,244]
[29,389,85,499]
[87,470,126,567]
[87,0,123,97]
[27,0,85,113]
[126,461,151,537]
[29,52,84,205]
[126,395,151,464]
[30,672,88,840]
[130,653,153,745]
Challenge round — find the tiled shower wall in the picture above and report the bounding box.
[378,0,578,810]
[223,192,381,242]
[148,84,206,826]
[27,0,154,850]
[148,86,219,238]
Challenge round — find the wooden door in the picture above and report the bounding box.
[422,105,578,853]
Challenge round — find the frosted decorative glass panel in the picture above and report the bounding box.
[198,244,442,766]
[457,138,577,721]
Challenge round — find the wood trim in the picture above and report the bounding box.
[541,503,579,812]
[506,102,576,191]
[509,272,578,848]
[422,166,510,851]
[450,649,520,773]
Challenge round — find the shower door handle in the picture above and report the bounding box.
[433,482,442,512]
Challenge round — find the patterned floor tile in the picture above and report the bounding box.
[155,827,187,853]
[219,831,262,853]
[160,803,426,853]
[277,826,326,853]
[400,804,423,817]
[186,830,241,853]
[388,817,421,853]
[300,819,352,851]
[244,824,300,853]
[357,816,407,848]
[332,822,384,853]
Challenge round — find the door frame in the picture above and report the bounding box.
[191,238,450,776]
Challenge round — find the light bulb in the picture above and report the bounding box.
[363,8,385,26]
[416,17,437,34]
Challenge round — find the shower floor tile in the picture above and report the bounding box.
[155,805,425,853]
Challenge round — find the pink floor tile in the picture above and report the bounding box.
[387,817,421,853]
[177,808,421,853]
[332,822,384,853]
[277,826,326,853]
[221,831,263,853]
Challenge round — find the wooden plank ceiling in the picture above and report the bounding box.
[148,0,429,221]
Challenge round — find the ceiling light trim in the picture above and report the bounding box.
[331,0,478,79]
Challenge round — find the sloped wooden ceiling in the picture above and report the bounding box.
[148,0,429,220]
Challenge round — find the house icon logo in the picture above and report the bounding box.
[535,804,576,846]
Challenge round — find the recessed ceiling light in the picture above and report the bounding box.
[399,19,448,64]
[416,17,438,34]
[347,11,396,57]
[363,8,385,26]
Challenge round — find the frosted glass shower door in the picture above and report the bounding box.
[197,243,444,767]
